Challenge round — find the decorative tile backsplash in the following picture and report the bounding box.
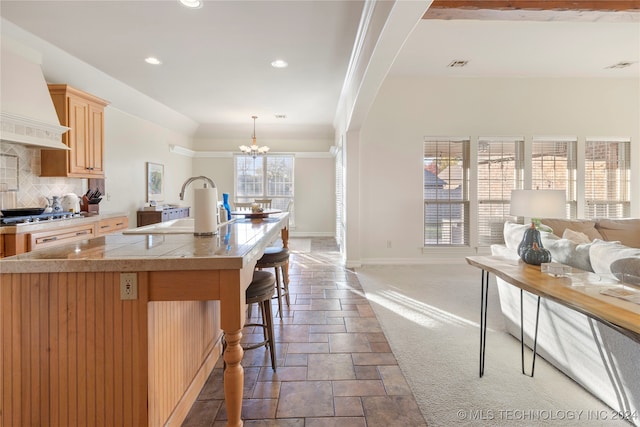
[0,141,83,209]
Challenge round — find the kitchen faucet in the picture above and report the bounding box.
[179,176,216,200]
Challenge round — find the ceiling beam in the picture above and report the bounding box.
[423,0,640,21]
[426,1,640,11]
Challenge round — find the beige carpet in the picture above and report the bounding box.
[356,264,626,426]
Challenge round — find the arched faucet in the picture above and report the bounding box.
[179,176,216,200]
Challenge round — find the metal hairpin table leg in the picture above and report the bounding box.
[520,289,541,377]
[479,269,489,378]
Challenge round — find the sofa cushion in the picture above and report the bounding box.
[504,221,531,251]
[589,240,640,274]
[540,218,603,241]
[503,221,592,271]
[610,258,640,285]
[562,228,591,244]
[595,218,640,248]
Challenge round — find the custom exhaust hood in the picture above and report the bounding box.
[1,44,70,150]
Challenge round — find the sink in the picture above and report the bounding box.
[124,218,196,234]
[123,218,234,235]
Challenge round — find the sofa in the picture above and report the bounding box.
[491,218,640,424]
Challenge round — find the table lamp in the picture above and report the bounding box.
[510,189,566,263]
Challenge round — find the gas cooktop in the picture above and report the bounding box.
[0,211,82,225]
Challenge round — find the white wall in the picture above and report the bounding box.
[191,137,336,236]
[355,77,640,264]
[100,108,195,227]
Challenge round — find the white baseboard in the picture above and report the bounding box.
[290,231,334,238]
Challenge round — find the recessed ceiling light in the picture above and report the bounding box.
[145,57,162,65]
[448,60,468,68]
[271,59,288,69]
[606,61,635,69]
[178,0,203,9]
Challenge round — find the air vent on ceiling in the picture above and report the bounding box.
[448,60,468,68]
[606,61,635,69]
[275,114,287,119]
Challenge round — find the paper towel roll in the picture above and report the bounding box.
[194,187,218,235]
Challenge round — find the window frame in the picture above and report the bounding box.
[234,153,295,211]
[423,137,470,247]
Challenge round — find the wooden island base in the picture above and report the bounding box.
[1,213,289,427]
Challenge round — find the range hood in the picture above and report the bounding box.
[1,44,70,150]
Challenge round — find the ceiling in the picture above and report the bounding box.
[1,1,639,141]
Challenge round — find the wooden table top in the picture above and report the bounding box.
[466,255,640,338]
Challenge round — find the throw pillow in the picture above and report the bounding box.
[595,218,640,248]
[589,240,640,274]
[540,232,593,272]
[503,221,531,251]
[562,229,591,244]
[610,258,640,285]
[540,218,603,241]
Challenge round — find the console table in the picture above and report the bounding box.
[136,206,190,227]
[466,256,640,378]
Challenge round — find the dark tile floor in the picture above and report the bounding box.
[182,238,427,427]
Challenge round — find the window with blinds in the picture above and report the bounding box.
[235,154,294,211]
[531,138,577,218]
[585,139,630,218]
[477,138,524,245]
[423,137,470,246]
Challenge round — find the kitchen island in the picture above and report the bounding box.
[0,213,289,427]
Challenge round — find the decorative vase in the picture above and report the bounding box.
[522,242,552,266]
[222,193,231,220]
[518,222,543,258]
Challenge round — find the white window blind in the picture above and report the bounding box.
[477,137,524,245]
[585,139,630,218]
[532,138,577,218]
[235,154,294,211]
[423,137,470,246]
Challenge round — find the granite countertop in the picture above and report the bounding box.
[0,213,288,273]
[0,211,128,234]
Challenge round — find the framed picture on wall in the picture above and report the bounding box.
[147,162,164,202]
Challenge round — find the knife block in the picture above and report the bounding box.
[81,196,100,214]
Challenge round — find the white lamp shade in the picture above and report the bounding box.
[510,189,566,219]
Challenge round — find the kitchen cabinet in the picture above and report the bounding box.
[96,215,128,236]
[137,207,190,227]
[41,84,109,178]
[29,222,96,252]
[1,214,128,257]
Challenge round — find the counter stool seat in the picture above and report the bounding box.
[224,270,277,371]
[256,246,290,317]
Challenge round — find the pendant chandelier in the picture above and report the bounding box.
[239,115,270,158]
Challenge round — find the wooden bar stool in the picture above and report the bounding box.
[224,270,277,371]
[256,246,290,318]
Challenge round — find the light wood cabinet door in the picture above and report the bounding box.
[89,103,105,175]
[68,95,89,174]
[41,85,109,178]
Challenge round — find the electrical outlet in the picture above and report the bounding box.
[120,273,138,300]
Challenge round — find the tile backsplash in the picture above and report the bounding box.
[0,141,83,209]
